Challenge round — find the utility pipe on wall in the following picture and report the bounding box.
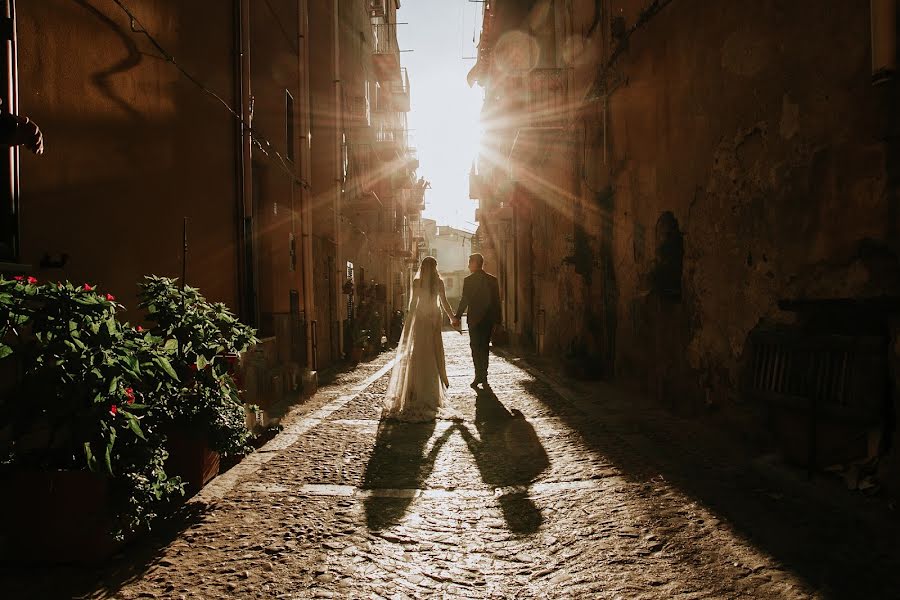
[871,0,897,84]
[334,0,344,358]
[0,0,19,262]
[298,0,316,370]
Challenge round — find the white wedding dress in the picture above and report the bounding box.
[383,277,454,422]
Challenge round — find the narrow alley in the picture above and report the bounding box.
[5,331,897,599]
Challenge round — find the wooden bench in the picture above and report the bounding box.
[745,297,897,474]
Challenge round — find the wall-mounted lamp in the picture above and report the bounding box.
[871,0,897,85]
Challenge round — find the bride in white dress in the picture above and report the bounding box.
[383,256,455,422]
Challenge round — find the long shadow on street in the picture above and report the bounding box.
[362,390,549,535]
[456,389,549,535]
[519,374,900,598]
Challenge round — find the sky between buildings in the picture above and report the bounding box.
[397,0,484,233]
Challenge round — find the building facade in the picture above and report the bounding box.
[470,0,899,476]
[9,0,421,410]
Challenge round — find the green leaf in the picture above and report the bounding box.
[83,442,98,472]
[154,356,179,380]
[105,318,116,336]
[124,413,146,441]
[0,344,11,359]
[196,355,208,370]
[104,427,116,476]
[108,376,120,394]
[163,338,178,351]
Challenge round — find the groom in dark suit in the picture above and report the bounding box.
[452,253,501,390]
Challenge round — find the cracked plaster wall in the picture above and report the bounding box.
[602,0,898,409]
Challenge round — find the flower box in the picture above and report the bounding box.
[165,430,220,495]
[0,470,121,564]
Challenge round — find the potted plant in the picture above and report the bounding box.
[137,276,257,493]
[350,328,368,364]
[0,279,184,562]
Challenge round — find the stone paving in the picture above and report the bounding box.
[3,331,900,599]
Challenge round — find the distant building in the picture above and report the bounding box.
[431,225,473,306]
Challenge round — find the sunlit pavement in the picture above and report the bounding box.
[5,331,900,599]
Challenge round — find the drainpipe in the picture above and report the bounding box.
[870,0,899,244]
[334,0,344,358]
[236,0,256,326]
[0,0,19,263]
[233,0,244,309]
[871,0,897,84]
[298,0,316,370]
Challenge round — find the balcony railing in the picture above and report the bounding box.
[350,95,370,128]
[372,23,398,55]
[469,171,483,200]
[368,0,386,18]
[527,68,569,128]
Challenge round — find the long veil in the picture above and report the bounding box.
[383,262,448,419]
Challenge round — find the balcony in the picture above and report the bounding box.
[350,190,382,213]
[408,186,425,207]
[368,0,386,18]
[372,23,400,81]
[412,222,426,242]
[469,170,484,200]
[374,125,404,160]
[526,68,570,128]
[405,147,419,170]
[349,95,370,130]
[392,68,410,112]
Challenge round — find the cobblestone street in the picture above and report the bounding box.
[4,331,899,599]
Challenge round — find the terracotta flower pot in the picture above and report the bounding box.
[0,470,122,564]
[350,346,364,364]
[165,430,220,495]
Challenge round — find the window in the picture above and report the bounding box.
[285,90,295,162]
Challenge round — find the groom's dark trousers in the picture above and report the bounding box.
[456,268,501,383]
[469,319,493,383]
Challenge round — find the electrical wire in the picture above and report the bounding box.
[107,0,310,190]
[261,0,300,53]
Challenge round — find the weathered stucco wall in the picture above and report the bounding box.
[18,0,240,313]
[603,0,899,408]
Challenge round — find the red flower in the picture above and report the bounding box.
[189,364,198,372]
[136,325,144,333]
[109,404,118,416]
[12,275,23,281]
[105,293,115,301]
[26,276,37,284]
[83,283,93,291]
[125,387,135,404]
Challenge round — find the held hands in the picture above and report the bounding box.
[14,116,43,155]
[451,317,462,332]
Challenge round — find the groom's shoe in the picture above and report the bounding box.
[470,379,481,390]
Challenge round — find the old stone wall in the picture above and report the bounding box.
[600,0,899,412]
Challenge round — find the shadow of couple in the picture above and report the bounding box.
[362,390,549,535]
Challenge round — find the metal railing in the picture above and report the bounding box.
[372,23,398,55]
[527,68,569,127]
[368,0,386,18]
[393,67,410,96]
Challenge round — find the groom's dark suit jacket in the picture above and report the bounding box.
[455,269,501,328]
